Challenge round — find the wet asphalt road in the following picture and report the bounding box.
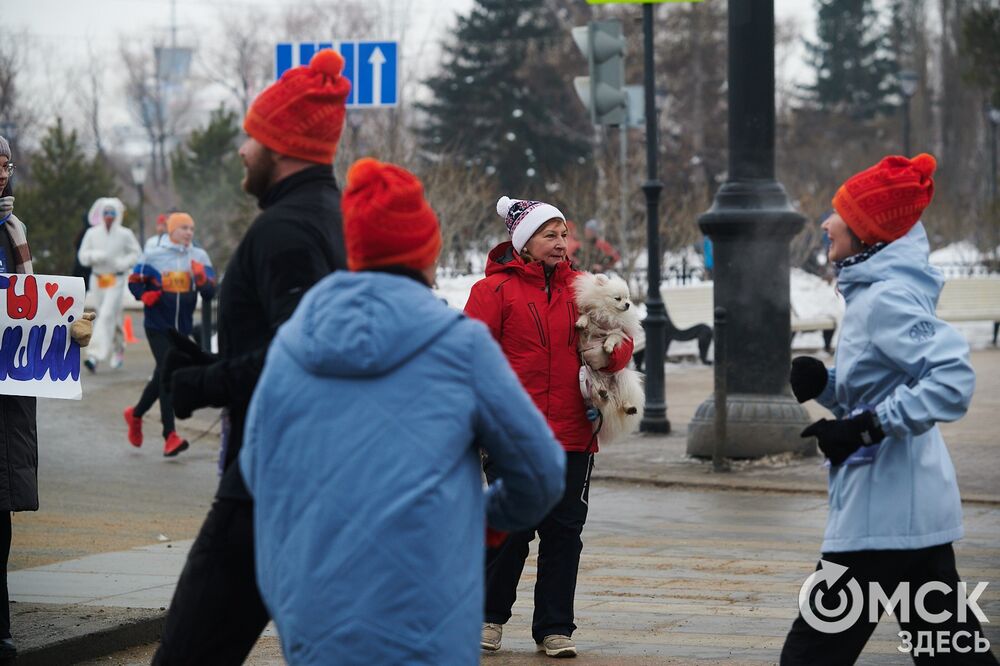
[13,333,222,569]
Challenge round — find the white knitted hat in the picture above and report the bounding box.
[496,196,565,253]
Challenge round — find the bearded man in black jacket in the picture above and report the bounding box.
[153,49,350,664]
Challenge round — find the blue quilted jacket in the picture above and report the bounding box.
[240,271,566,665]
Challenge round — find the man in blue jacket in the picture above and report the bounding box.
[240,158,567,666]
[782,154,997,664]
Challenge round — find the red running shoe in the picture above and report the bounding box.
[163,431,189,457]
[123,407,143,447]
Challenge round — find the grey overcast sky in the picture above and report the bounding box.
[6,1,813,150]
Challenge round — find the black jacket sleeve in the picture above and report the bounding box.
[199,220,337,409]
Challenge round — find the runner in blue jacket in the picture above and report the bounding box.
[124,212,215,457]
[781,154,996,664]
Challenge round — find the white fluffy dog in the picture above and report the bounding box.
[573,272,645,444]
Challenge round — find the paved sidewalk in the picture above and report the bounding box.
[8,541,281,665]
[15,485,1000,665]
[9,347,998,662]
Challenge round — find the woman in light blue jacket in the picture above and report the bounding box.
[240,159,566,666]
[781,154,996,665]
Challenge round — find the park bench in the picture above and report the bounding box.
[936,277,1000,345]
[632,283,838,369]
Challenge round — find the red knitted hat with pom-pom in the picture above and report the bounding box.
[832,153,937,245]
[243,49,351,164]
[342,158,442,272]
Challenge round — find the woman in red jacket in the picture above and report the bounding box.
[466,196,634,659]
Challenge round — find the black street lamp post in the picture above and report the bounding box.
[131,162,147,249]
[899,70,919,156]
[639,2,669,434]
[688,0,813,458]
[989,106,1000,204]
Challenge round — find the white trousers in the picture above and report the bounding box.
[87,275,126,363]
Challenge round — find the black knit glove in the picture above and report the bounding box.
[166,328,215,364]
[801,411,885,466]
[790,356,829,403]
[169,365,209,420]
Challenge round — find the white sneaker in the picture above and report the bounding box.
[481,622,502,652]
[536,634,577,658]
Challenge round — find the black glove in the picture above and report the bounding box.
[166,328,215,365]
[801,411,885,466]
[790,356,828,403]
[169,365,209,420]
[161,348,202,396]
[161,329,216,412]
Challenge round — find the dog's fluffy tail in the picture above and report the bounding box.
[598,368,645,445]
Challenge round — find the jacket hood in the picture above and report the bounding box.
[484,241,573,285]
[278,271,462,377]
[87,197,126,228]
[837,222,943,305]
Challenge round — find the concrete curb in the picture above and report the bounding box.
[593,472,1000,506]
[16,612,165,666]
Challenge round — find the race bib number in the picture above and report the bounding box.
[161,271,192,293]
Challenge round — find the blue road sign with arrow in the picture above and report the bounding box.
[274,41,398,108]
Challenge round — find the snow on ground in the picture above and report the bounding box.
[929,241,985,265]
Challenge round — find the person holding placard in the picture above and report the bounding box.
[0,135,95,660]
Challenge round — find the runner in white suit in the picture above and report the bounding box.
[77,197,141,372]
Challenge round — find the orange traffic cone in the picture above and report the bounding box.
[123,315,139,344]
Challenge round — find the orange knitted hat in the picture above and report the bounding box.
[832,153,937,245]
[243,49,351,164]
[166,212,194,233]
[342,158,442,272]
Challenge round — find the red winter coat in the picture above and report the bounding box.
[464,242,634,453]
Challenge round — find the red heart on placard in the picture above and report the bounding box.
[45,283,58,299]
[57,296,74,316]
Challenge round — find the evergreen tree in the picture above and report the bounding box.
[418,0,589,193]
[804,0,897,118]
[171,106,253,267]
[961,3,1000,108]
[15,119,117,274]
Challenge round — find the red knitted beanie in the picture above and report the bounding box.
[832,153,937,245]
[243,49,351,164]
[342,158,442,272]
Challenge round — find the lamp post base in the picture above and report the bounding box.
[640,410,671,434]
[686,393,815,458]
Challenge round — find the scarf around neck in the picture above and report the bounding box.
[835,241,887,271]
[2,212,34,274]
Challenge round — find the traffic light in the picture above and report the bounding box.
[572,20,627,126]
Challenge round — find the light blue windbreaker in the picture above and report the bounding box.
[815,222,975,553]
[240,271,566,666]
